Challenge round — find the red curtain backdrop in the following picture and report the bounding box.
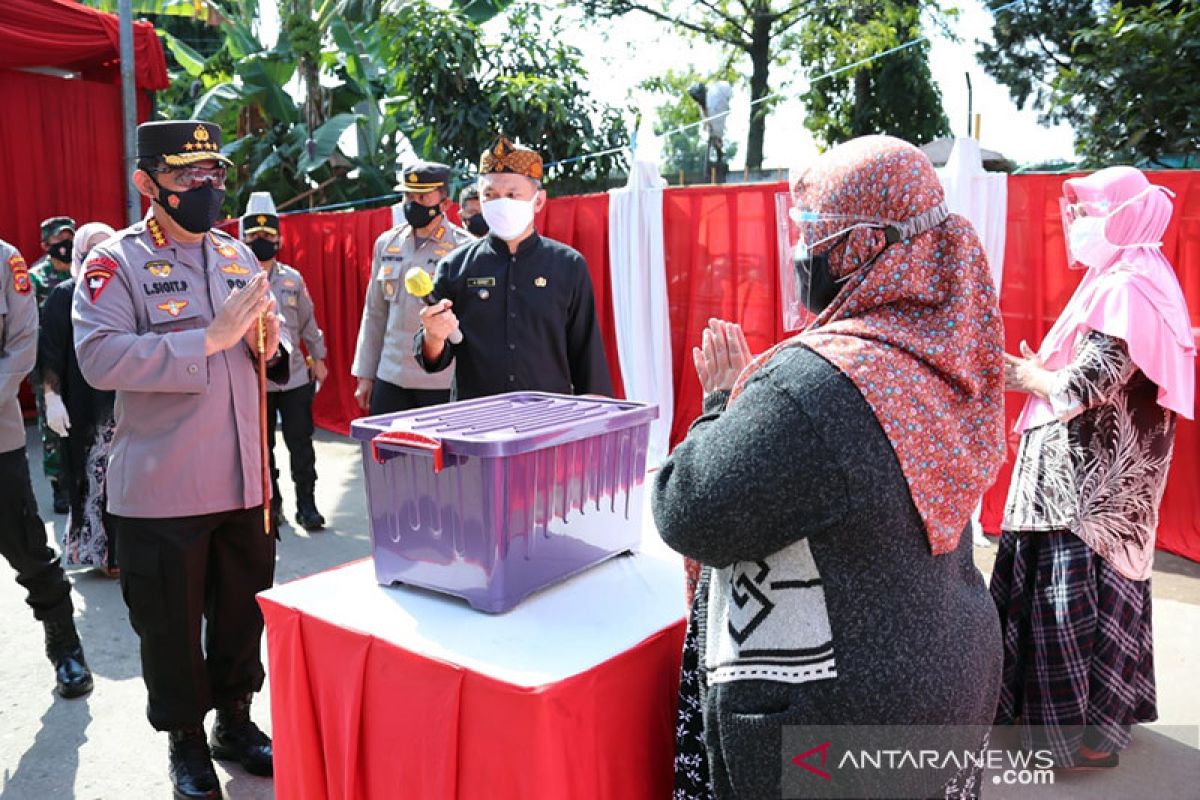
[268,172,1199,564]
[271,208,395,434]
[660,183,790,445]
[536,193,625,398]
[0,70,152,259]
[0,0,169,90]
[982,172,1200,562]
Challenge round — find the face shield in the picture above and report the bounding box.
[776,193,949,328]
[1060,185,1173,269]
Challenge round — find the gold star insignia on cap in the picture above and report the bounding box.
[257,215,267,225]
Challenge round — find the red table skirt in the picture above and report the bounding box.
[260,598,687,800]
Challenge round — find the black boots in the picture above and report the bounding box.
[43,617,93,698]
[168,727,222,799]
[210,695,273,777]
[51,479,69,515]
[294,486,325,531]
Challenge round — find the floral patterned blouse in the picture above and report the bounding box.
[1002,331,1176,579]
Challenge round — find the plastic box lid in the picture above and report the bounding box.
[351,392,658,461]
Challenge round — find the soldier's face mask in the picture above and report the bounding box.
[150,173,225,235]
[48,239,74,264]
[403,199,442,229]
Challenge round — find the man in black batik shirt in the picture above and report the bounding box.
[415,136,612,400]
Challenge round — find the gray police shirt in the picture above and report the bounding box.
[72,213,290,519]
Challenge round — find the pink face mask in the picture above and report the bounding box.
[1062,186,1173,269]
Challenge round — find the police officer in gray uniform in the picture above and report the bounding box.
[73,121,287,800]
[241,202,328,531]
[0,237,93,700]
[352,161,471,414]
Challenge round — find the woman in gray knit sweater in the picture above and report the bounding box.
[654,136,1007,799]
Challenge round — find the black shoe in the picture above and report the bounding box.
[169,727,222,799]
[52,481,69,515]
[43,618,93,699]
[210,696,273,776]
[295,506,326,531]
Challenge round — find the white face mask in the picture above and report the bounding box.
[1067,216,1111,269]
[481,196,536,241]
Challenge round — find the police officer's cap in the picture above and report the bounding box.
[137,120,233,167]
[242,213,279,236]
[40,216,76,241]
[400,161,451,194]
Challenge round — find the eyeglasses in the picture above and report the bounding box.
[150,164,228,190]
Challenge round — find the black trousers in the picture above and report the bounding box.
[112,507,275,731]
[266,381,317,508]
[368,378,449,416]
[0,447,73,622]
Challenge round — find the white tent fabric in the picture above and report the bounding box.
[938,137,1009,543]
[608,140,674,466]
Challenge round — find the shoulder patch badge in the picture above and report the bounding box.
[9,254,31,295]
[83,255,120,303]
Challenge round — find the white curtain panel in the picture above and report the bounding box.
[939,137,1008,289]
[939,137,1009,542]
[608,151,674,466]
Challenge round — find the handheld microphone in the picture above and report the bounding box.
[405,267,463,345]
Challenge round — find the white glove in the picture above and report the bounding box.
[44,390,71,437]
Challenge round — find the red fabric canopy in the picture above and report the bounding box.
[0,0,169,90]
[0,68,152,268]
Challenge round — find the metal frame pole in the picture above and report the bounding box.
[119,0,139,225]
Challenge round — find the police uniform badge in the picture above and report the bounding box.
[145,261,172,278]
[384,282,396,299]
[157,299,190,317]
[220,263,251,275]
[534,276,548,288]
[8,254,31,295]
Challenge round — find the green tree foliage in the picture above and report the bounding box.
[83,0,625,212]
[381,1,628,194]
[798,0,951,148]
[637,68,740,176]
[579,1,813,169]
[978,0,1198,165]
[580,1,951,165]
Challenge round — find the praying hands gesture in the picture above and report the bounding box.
[1003,340,1056,398]
[693,318,753,396]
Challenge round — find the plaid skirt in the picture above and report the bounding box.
[990,529,1157,766]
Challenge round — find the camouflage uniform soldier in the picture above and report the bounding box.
[29,215,75,513]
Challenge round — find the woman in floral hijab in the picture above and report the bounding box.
[655,136,1006,799]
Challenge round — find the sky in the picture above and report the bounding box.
[260,0,1078,169]
[547,0,1077,169]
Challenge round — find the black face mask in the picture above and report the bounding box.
[794,232,851,314]
[152,177,225,234]
[463,214,489,236]
[403,200,441,229]
[48,240,74,264]
[794,229,898,314]
[248,238,279,262]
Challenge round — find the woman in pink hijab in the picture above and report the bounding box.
[993,166,1195,768]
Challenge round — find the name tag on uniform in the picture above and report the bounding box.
[467,277,496,288]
